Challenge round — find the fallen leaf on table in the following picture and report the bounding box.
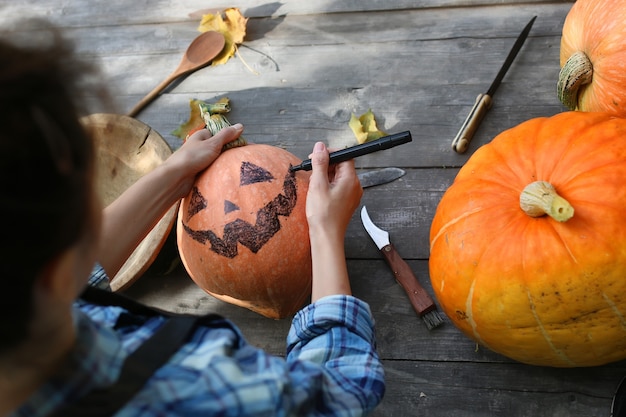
[349,109,387,144]
[171,98,206,140]
[198,8,248,66]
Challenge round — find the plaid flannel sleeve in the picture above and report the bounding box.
[87,263,112,291]
[286,295,385,415]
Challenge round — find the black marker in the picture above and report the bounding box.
[290,131,412,172]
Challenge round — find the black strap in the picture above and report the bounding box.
[50,315,197,417]
[79,285,176,317]
[48,287,223,417]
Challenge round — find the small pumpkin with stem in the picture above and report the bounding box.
[429,111,626,367]
[558,0,626,116]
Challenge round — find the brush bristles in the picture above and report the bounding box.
[422,309,445,330]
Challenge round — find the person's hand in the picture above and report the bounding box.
[163,123,244,199]
[306,141,362,301]
[305,141,363,240]
[98,123,243,279]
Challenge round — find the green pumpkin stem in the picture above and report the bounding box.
[557,51,593,110]
[520,181,574,222]
[199,100,247,151]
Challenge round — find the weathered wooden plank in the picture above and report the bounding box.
[75,57,567,170]
[49,3,569,168]
[373,359,624,417]
[72,5,567,92]
[346,168,458,259]
[37,3,569,56]
[349,259,498,361]
[2,1,574,27]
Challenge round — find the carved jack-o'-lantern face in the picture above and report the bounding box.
[176,144,312,319]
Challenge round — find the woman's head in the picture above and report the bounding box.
[0,22,106,352]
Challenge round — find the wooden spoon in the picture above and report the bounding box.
[127,31,226,117]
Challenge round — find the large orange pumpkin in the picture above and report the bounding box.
[429,112,626,367]
[177,144,312,319]
[558,0,626,116]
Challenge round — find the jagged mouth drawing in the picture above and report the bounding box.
[182,161,297,258]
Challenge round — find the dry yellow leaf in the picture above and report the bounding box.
[198,8,248,66]
[349,109,387,144]
[172,97,231,140]
[171,98,206,139]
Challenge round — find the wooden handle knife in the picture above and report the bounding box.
[379,243,437,315]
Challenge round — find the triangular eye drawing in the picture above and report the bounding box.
[240,161,274,185]
[186,186,207,221]
[224,200,240,214]
[181,167,297,259]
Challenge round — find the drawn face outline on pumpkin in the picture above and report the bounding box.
[182,160,298,258]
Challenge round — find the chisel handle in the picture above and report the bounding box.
[451,93,492,154]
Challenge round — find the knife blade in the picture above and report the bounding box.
[451,16,536,154]
[357,167,405,188]
[360,206,444,330]
[611,376,626,417]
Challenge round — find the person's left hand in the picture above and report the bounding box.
[164,123,244,199]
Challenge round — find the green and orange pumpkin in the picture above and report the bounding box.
[558,0,626,116]
[429,111,626,367]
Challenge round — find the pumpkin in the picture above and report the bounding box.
[177,144,312,319]
[558,0,626,116]
[429,112,626,367]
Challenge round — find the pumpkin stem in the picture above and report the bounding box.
[557,51,593,110]
[199,100,247,150]
[520,181,574,222]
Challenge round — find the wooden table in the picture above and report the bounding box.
[7,0,625,415]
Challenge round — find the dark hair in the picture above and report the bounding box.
[0,21,105,352]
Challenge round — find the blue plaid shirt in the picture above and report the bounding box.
[12,266,385,416]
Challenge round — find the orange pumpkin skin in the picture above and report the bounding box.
[177,144,312,319]
[429,112,626,367]
[559,0,626,116]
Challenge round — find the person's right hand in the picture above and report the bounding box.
[305,141,363,239]
[305,141,362,301]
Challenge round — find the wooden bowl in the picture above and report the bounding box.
[81,113,178,291]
